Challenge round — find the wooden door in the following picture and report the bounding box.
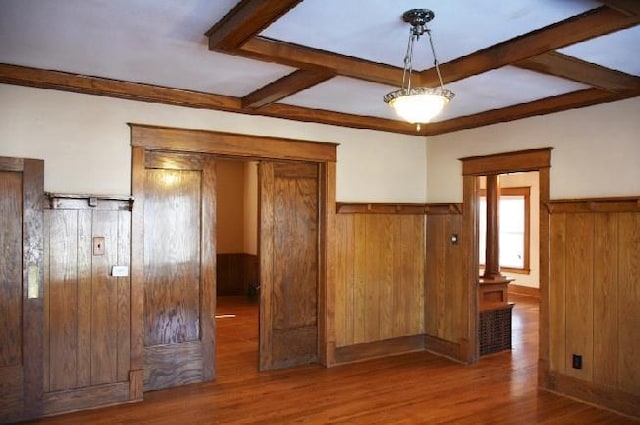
[42,196,133,415]
[0,156,43,423]
[141,151,215,391]
[259,161,319,371]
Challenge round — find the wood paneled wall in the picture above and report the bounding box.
[216,253,258,296]
[43,196,134,415]
[424,207,466,359]
[548,198,640,417]
[334,207,425,350]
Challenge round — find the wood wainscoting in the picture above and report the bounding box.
[545,197,640,418]
[334,202,468,365]
[216,254,258,296]
[42,194,137,416]
[334,203,426,364]
[424,204,467,362]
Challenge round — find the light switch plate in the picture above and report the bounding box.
[93,237,105,256]
[111,265,129,277]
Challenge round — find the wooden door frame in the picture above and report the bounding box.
[0,156,44,421]
[129,124,338,390]
[459,148,551,373]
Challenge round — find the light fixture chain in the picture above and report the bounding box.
[426,28,446,91]
[402,27,415,93]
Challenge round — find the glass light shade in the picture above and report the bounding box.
[385,87,454,124]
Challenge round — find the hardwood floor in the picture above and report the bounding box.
[26,295,637,424]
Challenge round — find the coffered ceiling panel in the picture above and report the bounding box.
[0,0,294,96]
[436,67,592,121]
[260,0,602,68]
[559,26,640,76]
[0,0,637,136]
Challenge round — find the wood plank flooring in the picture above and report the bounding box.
[26,295,637,424]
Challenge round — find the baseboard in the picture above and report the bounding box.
[334,335,424,365]
[508,284,540,299]
[43,381,133,416]
[424,335,465,363]
[542,371,640,419]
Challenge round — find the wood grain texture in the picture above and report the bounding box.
[425,6,640,87]
[42,200,133,416]
[46,209,79,391]
[0,169,24,423]
[260,161,319,370]
[335,212,425,348]
[549,213,568,375]
[216,254,258,296]
[0,366,23,423]
[21,158,45,421]
[130,147,145,376]
[537,166,551,384]
[242,69,334,109]
[143,169,202,346]
[206,0,303,51]
[564,213,594,381]
[76,210,92,389]
[548,202,640,411]
[141,153,216,391]
[0,171,23,368]
[199,159,216,382]
[91,210,120,385]
[423,88,640,136]
[116,211,132,383]
[334,335,425,365]
[43,382,130,416]
[0,158,45,422]
[515,51,640,92]
[130,124,337,163]
[593,213,618,388]
[24,296,640,424]
[461,148,552,176]
[144,342,204,391]
[425,211,465,354]
[617,212,640,395]
[318,162,336,366]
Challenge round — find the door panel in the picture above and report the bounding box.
[260,162,319,371]
[142,152,215,391]
[0,157,44,423]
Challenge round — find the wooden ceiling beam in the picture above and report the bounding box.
[419,6,640,86]
[255,103,419,134]
[2,64,637,138]
[239,37,403,86]
[206,0,302,51]
[422,88,640,136]
[600,0,640,16]
[242,69,334,109]
[0,64,418,135]
[515,51,640,92]
[0,63,240,109]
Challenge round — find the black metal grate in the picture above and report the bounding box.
[479,305,513,356]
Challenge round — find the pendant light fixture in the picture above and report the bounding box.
[384,9,454,127]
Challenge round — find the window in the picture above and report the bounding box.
[478,187,530,273]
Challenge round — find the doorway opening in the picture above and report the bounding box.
[459,147,551,371]
[130,124,337,392]
[476,172,541,370]
[215,159,260,378]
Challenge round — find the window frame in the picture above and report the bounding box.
[478,186,531,274]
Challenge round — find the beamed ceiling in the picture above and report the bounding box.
[0,0,638,136]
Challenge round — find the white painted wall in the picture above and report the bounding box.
[0,84,427,202]
[426,97,640,202]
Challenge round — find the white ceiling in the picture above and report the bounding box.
[0,0,637,129]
